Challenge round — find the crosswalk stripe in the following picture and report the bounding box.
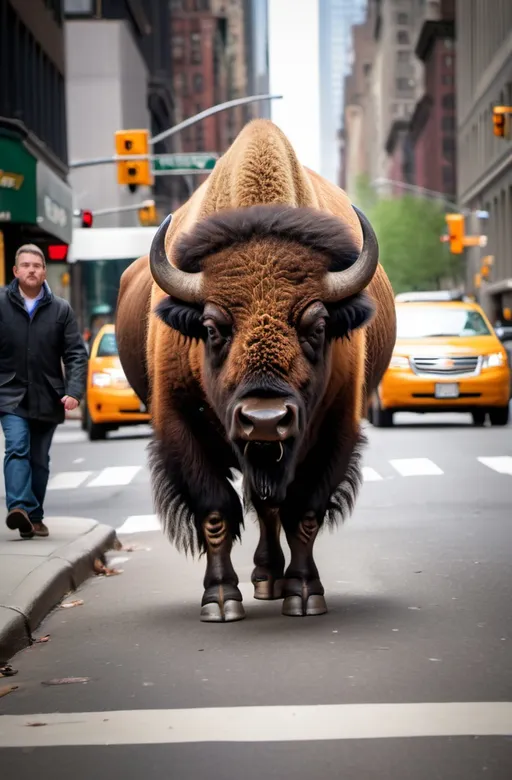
[1,702,512,747]
[477,456,512,475]
[86,466,142,488]
[118,514,161,534]
[362,467,383,482]
[47,471,92,490]
[389,458,444,477]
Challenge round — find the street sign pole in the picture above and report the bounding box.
[69,94,283,171]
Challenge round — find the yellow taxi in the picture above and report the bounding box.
[369,291,511,427]
[82,324,150,440]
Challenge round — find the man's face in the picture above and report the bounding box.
[13,252,46,291]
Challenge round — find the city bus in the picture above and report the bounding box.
[68,225,158,342]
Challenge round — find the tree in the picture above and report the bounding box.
[366,195,463,294]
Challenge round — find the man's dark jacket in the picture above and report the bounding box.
[0,280,88,424]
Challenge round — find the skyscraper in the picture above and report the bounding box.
[318,0,367,184]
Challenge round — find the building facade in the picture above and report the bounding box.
[408,0,456,199]
[318,0,366,185]
[0,0,73,293]
[456,0,512,320]
[64,0,183,224]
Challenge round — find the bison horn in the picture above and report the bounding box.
[149,213,204,303]
[324,205,379,302]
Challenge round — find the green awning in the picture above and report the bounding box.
[0,135,37,225]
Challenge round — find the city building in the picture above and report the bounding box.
[171,1,264,161]
[341,9,375,195]
[0,0,73,293]
[456,0,512,320]
[341,0,424,195]
[64,0,183,227]
[407,0,456,199]
[318,0,366,185]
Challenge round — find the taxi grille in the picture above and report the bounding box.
[410,356,480,376]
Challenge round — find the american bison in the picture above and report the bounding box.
[116,119,396,622]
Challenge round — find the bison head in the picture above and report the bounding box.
[152,204,378,505]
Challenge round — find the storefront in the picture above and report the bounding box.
[0,130,73,296]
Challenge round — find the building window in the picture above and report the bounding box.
[442,166,454,189]
[442,94,455,110]
[444,38,453,49]
[363,62,371,76]
[172,35,184,60]
[396,77,414,91]
[193,73,204,93]
[64,0,94,13]
[397,50,410,63]
[442,74,454,86]
[442,116,455,131]
[396,12,409,24]
[444,55,453,68]
[442,137,455,155]
[397,30,409,44]
[170,0,184,10]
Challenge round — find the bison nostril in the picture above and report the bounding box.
[232,398,299,441]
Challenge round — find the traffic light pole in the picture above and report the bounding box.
[74,200,155,217]
[69,94,283,170]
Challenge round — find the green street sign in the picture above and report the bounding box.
[153,153,218,172]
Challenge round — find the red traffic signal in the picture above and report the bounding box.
[81,209,93,228]
[48,244,69,261]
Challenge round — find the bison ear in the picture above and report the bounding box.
[326,291,375,340]
[155,297,206,340]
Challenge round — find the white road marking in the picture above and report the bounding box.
[47,471,92,490]
[117,514,161,534]
[362,467,383,482]
[87,466,142,488]
[389,458,444,477]
[478,456,512,475]
[0,703,511,747]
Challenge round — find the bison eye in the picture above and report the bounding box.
[299,317,327,363]
[203,318,231,348]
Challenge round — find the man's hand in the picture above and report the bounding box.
[61,395,79,411]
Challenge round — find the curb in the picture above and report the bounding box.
[0,522,119,663]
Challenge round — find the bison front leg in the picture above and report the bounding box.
[281,513,327,617]
[251,506,285,600]
[201,513,245,623]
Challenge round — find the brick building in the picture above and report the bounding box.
[408,0,456,198]
[170,0,254,159]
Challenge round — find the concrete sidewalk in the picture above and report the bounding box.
[0,516,118,662]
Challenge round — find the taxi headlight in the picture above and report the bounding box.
[389,355,409,369]
[91,372,112,387]
[482,352,504,368]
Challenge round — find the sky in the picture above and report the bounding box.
[268,0,321,173]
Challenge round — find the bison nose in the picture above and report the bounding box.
[232,397,299,441]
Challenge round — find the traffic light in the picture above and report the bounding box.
[138,200,158,226]
[80,209,93,228]
[492,107,506,137]
[480,254,494,279]
[445,213,465,254]
[115,130,153,191]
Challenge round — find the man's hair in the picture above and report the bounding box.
[15,244,46,267]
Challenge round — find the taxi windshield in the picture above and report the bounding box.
[396,306,491,339]
[96,332,118,357]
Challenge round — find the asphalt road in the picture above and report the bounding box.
[1,412,512,778]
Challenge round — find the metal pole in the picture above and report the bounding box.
[69,94,283,169]
[73,201,154,217]
[372,178,462,211]
[150,94,283,145]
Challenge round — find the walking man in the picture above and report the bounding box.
[0,244,88,538]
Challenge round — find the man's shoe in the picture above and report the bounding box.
[32,522,49,538]
[6,508,34,539]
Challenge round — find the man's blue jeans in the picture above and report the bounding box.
[1,413,57,521]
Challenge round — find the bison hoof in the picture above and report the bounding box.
[253,577,285,600]
[200,600,246,623]
[282,594,328,617]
